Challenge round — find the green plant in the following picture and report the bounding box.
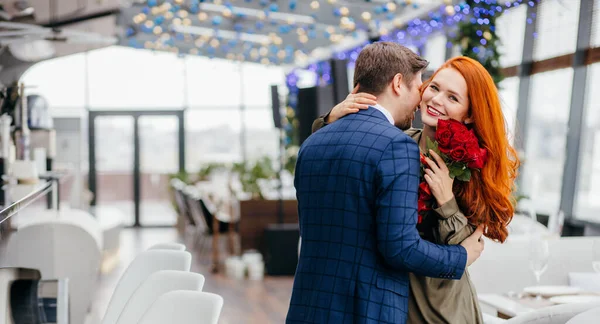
[232,156,277,199]
[197,162,226,181]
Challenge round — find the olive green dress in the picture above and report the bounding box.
[312,115,483,324]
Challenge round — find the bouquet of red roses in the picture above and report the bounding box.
[417,119,488,223]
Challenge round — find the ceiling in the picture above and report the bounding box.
[119,0,453,67]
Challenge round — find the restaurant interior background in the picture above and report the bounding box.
[1,0,600,323]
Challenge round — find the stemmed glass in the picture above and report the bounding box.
[529,235,550,300]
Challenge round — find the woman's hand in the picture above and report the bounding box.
[423,149,455,206]
[326,85,377,123]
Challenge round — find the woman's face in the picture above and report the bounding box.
[420,68,471,127]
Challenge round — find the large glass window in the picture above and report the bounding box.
[424,34,447,70]
[498,77,520,141]
[533,0,581,61]
[20,52,86,115]
[87,46,186,109]
[496,4,527,67]
[591,0,600,47]
[574,64,600,221]
[185,56,241,108]
[522,68,574,216]
[185,108,242,171]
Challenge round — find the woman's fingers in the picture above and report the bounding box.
[428,150,448,172]
[424,156,441,173]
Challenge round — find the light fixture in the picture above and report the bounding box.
[173,25,271,45]
[339,7,349,17]
[362,12,371,22]
[199,3,314,25]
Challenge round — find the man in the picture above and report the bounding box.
[286,42,484,324]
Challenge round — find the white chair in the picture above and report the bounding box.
[503,302,600,324]
[101,250,192,324]
[148,242,186,251]
[6,213,103,324]
[565,306,600,323]
[137,291,223,324]
[115,270,205,324]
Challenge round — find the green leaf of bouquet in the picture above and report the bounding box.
[456,168,472,182]
[426,136,439,154]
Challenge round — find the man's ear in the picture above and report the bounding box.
[391,73,403,96]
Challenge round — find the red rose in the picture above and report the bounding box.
[436,129,453,148]
[419,181,432,199]
[467,148,488,169]
[449,146,468,161]
[465,142,482,160]
[450,130,471,148]
[448,119,467,135]
[436,119,452,132]
[420,153,428,166]
[418,199,429,214]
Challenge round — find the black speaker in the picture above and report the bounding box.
[296,84,335,145]
[330,58,350,103]
[271,85,282,129]
[262,223,300,276]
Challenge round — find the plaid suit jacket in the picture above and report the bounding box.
[286,107,467,324]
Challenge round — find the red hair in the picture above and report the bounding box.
[423,57,520,243]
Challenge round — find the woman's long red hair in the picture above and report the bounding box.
[423,57,520,243]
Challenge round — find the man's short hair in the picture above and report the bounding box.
[353,42,429,95]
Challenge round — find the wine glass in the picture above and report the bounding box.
[593,239,600,274]
[529,235,550,300]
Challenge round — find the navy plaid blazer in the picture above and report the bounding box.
[286,107,467,324]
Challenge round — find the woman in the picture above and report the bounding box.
[311,56,520,323]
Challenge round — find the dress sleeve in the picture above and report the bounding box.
[311,111,332,133]
[433,197,476,245]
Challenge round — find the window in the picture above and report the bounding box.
[533,0,581,61]
[424,34,447,70]
[20,52,86,116]
[87,46,185,109]
[574,63,600,221]
[496,4,527,67]
[522,68,574,215]
[498,77,520,141]
[185,56,241,108]
[591,0,600,47]
[185,108,242,171]
[244,107,280,162]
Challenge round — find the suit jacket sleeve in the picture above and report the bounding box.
[376,133,467,280]
[434,198,476,245]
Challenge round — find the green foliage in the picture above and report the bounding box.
[452,0,504,87]
[197,162,226,181]
[232,156,277,199]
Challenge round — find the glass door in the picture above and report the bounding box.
[89,110,185,227]
[91,115,135,226]
[139,115,180,226]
